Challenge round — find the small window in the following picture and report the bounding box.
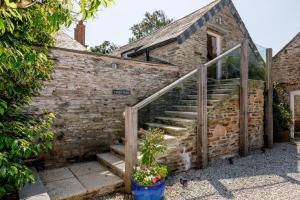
[207,34,218,60]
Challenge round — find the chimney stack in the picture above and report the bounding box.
[74,20,85,46]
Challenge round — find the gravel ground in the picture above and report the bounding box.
[94,143,300,200]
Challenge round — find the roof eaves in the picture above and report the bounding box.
[127,37,177,57]
[177,0,227,44]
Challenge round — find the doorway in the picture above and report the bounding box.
[290,91,300,140]
[207,30,222,79]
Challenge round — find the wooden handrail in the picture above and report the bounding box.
[133,44,242,110]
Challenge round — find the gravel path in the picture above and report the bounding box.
[94,143,300,200]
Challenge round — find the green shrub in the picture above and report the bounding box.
[273,82,292,140]
[133,128,168,186]
[0,0,112,197]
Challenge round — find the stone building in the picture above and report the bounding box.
[273,32,300,141]
[24,0,267,198]
[29,0,265,170]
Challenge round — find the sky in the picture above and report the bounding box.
[65,0,300,54]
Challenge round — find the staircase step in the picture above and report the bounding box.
[97,153,125,179]
[145,123,188,136]
[110,144,125,158]
[173,105,213,112]
[165,111,197,119]
[139,134,179,148]
[208,99,221,105]
[208,84,239,89]
[208,78,240,84]
[179,99,220,106]
[184,94,229,100]
[155,116,195,127]
[208,89,234,94]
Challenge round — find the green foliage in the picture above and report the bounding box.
[273,82,292,138]
[129,10,173,42]
[140,128,166,166]
[90,40,118,55]
[0,0,112,197]
[133,165,167,186]
[133,128,168,186]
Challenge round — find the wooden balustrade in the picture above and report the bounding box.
[266,48,274,148]
[123,43,245,192]
[239,39,249,156]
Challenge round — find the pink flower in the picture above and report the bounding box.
[151,177,158,183]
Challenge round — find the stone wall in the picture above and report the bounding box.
[273,33,300,87]
[272,33,300,102]
[273,33,300,133]
[157,80,264,173]
[28,48,179,168]
[131,5,246,76]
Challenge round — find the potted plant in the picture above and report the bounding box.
[131,128,168,200]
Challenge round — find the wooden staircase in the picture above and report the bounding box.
[96,78,240,190]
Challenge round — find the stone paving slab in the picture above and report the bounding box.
[44,177,87,200]
[69,161,107,177]
[19,168,50,200]
[77,170,123,193]
[37,161,124,200]
[39,167,74,183]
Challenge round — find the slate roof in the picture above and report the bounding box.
[111,0,255,57]
[53,31,86,51]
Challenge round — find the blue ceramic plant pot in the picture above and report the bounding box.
[131,178,166,200]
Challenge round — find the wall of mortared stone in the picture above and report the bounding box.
[28,48,179,169]
[272,34,300,133]
[272,33,300,103]
[273,34,300,86]
[156,80,264,173]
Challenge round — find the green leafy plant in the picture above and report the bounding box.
[273,82,292,140]
[0,0,113,197]
[132,128,168,186]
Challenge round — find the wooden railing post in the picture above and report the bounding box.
[266,48,274,148]
[124,106,138,193]
[197,64,208,168]
[239,39,249,156]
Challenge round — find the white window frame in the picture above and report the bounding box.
[290,90,300,140]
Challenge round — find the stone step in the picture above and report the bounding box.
[122,134,178,146]
[184,94,229,100]
[179,99,221,106]
[208,84,239,89]
[186,84,238,91]
[189,88,234,95]
[165,111,197,119]
[208,78,240,84]
[110,144,125,158]
[155,116,195,127]
[145,123,188,136]
[172,105,213,112]
[97,153,125,179]
[208,89,234,94]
